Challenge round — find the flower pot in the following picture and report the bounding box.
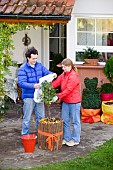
[81,107,101,124]
[21,134,37,153]
[84,59,98,65]
[38,118,63,151]
[101,93,113,101]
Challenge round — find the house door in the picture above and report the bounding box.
[49,24,67,71]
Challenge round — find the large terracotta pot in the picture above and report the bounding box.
[81,107,101,124]
[101,93,113,101]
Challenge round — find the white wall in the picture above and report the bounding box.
[67,0,113,62]
[73,0,113,16]
[12,26,42,64]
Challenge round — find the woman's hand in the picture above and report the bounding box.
[55,98,62,104]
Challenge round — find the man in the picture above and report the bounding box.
[18,47,56,135]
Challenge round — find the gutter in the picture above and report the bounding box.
[0,14,71,21]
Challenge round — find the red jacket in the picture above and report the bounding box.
[52,70,81,103]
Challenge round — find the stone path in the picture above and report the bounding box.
[0,102,113,169]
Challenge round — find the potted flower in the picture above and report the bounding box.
[81,47,100,65]
[81,77,101,124]
[37,81,63,151]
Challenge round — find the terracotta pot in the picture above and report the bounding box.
[84,59,98,65]
[101,93,113,101]
[81,107,101,124]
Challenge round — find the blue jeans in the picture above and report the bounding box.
[22,98,45,135]
[62,102,81,143]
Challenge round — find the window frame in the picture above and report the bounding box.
[75,17,113,61]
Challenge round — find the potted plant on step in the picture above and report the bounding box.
[100,83,113,101]
[81,47,100,65]
[81,77,101,124]
[100,56,113,101]
[37,81,63,151]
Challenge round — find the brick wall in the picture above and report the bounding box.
[76,65,109,96]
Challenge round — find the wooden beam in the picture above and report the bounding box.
[0,19,68,24]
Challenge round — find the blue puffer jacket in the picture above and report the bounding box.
[18,61,53,99]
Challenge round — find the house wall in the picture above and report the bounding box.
[73,0,113,15]
[67,0,113,95]
[76,65,109,96]
[12,26,49,67]
[67,0,113,61]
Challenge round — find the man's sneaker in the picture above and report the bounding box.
[62,139,67,145]
[65,140,79,147]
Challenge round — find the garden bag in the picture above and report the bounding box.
[101,101,113,124]
[81,108,101,124]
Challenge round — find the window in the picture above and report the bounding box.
[49,24,66,68]
[76,18,113,61]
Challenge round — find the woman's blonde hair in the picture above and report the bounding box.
[61,58,78,73]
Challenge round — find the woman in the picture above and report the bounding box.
[52,58,81,147]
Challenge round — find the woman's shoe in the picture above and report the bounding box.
[65,140,79,147]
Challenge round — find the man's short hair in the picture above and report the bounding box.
[25,47,38,58]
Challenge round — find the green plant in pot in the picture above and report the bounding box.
[81,77,101,124]
[38,81,63,151]
[101,56,113,101]
[81,47,100,65]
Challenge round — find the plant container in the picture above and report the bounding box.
[21,134,37,153]
[38,118,63,151]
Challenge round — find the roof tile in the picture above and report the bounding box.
[0,0,10,6]
[13,5,26,14]
[0,0,75,23]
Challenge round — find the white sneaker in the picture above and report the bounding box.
[62,139,67,145]
[66,140,79,147]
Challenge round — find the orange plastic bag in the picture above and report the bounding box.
[81,108,101,124]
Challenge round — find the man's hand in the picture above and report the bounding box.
[34,83,40,89]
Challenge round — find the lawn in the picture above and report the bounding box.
[8,138,113,170]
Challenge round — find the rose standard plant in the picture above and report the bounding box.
[38,81,63,151]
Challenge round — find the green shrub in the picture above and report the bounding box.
[104,56,113,84]
[101,83,113,94]
[81,77,101,109]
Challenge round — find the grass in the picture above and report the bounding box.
[8,138,113,170]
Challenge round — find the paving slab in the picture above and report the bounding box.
[0,102,113,170]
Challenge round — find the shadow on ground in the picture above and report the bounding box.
[0,101,113,169]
